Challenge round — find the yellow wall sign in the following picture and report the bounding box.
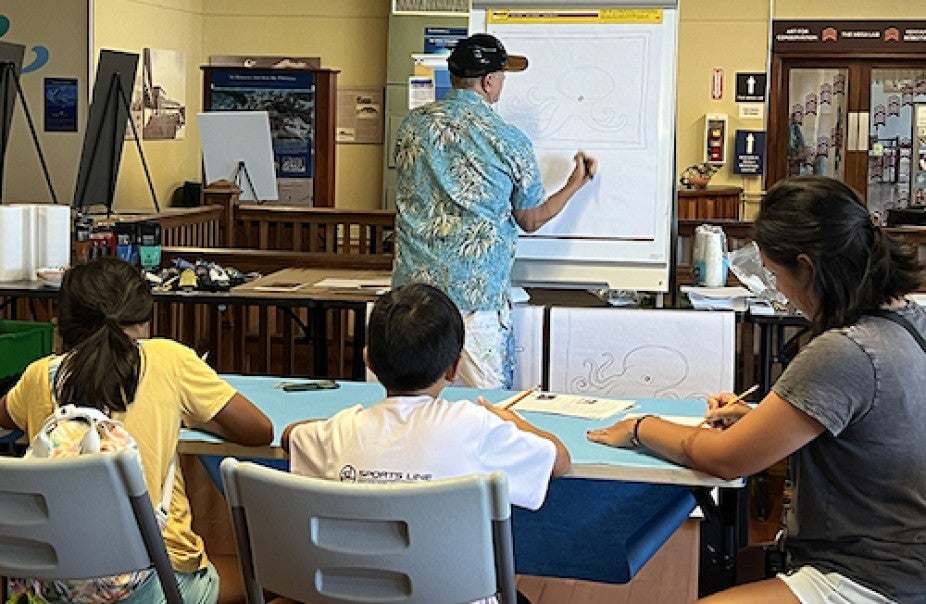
[487,8,663,25]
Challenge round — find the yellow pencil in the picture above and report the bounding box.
[721,384,759,407]
[501,388,536,410]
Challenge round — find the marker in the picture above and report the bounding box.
[581,152,594,179]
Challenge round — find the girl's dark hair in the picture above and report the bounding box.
[755,176,923,333]
[366,282,464,391]
[56,257,153,412]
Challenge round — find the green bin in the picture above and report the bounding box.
[0,320,55,380]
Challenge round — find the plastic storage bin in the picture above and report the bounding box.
[0,320,55,379]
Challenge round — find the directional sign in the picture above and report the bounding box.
[735,72,767,102]
[733,129,766,175]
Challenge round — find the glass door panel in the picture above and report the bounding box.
[786,68,849,180]
[867,68,926,217]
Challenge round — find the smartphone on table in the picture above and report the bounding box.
[280,380,340,392]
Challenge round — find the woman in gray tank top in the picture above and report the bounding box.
[589,176,925,603]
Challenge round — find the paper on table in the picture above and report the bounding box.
[314,277,392,293]
[680,285,752,298]
[625,413,706,427]
[253,282,307,292]
[507,392,635,420]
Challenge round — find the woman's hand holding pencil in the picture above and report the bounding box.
[704,384,759,428]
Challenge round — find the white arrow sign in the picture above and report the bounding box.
[746,75,756,95]
[746,133,755,154]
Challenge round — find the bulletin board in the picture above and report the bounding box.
[470,1,678,291]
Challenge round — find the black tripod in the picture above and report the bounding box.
[0,60,58,204]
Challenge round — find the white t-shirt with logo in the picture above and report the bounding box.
[287,395,557,510]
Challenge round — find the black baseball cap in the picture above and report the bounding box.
[447,34,528,77]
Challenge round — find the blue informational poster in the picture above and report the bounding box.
[733,130,766,175]
[424,27,467,54]
[209,69,315,178]
[44,77,78,132]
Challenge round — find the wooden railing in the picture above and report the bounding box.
[132,202,395,378]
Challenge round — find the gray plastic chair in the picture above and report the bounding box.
[0,450,182,604]
[220,458,517,604]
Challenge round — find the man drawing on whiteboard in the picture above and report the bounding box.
[392,33,597,389]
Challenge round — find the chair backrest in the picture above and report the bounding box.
[0,450,182,604]
[220,458,517,604]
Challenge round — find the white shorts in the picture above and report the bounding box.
[455,308,513,390]
[779,566,896,604]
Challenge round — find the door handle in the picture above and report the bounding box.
[846,111,867,151]
[857,112,870,152]
[846,112,870,152]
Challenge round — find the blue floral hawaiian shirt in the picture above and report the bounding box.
[392,88,545,311]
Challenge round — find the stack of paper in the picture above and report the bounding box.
[313,277,392,294]
[681,285,751,311]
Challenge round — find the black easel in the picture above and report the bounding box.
[0,60,59,204]
[74,71,159,215]
[231,160,263,204]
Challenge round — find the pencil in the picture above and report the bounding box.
[582,154,594,180]
[501,388,535,410]
[722,384,759,407]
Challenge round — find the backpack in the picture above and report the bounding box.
[5,358,176,604]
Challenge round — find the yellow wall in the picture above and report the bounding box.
[93,0,204,212]
[676,1,770,197]
[1,1,88,205]
[200,0,388,210]
[10,1,926,212]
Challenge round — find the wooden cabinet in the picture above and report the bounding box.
[201,66,339,207]
[677,186,742,220]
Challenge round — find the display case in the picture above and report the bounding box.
[201,66,339,207]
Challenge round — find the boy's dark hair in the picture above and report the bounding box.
[755,175,923,334]
[56,257,154,412]
[366,283,464,391]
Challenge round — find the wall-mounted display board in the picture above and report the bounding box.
[201,66,339,207]
[471,0,679,292]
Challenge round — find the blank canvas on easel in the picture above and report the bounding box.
[198,111,278,201]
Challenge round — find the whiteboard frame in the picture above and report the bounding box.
[470,1,679,292]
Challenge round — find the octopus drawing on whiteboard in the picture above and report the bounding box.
[570,346,690,399]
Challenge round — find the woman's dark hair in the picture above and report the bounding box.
[755,175,922,333]
[56,257,153,411]
[366,282,464,392]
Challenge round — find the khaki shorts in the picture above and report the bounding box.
[779,566,895,604]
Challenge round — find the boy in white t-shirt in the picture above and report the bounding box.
[282,282,570,510]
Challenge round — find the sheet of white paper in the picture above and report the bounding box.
[509,392,635,420]
[680,285,752,298]
[549,308,735,399]
[625,413,706,427]
[314,278,392,291]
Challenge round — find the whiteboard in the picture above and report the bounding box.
[470,2,678,291]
